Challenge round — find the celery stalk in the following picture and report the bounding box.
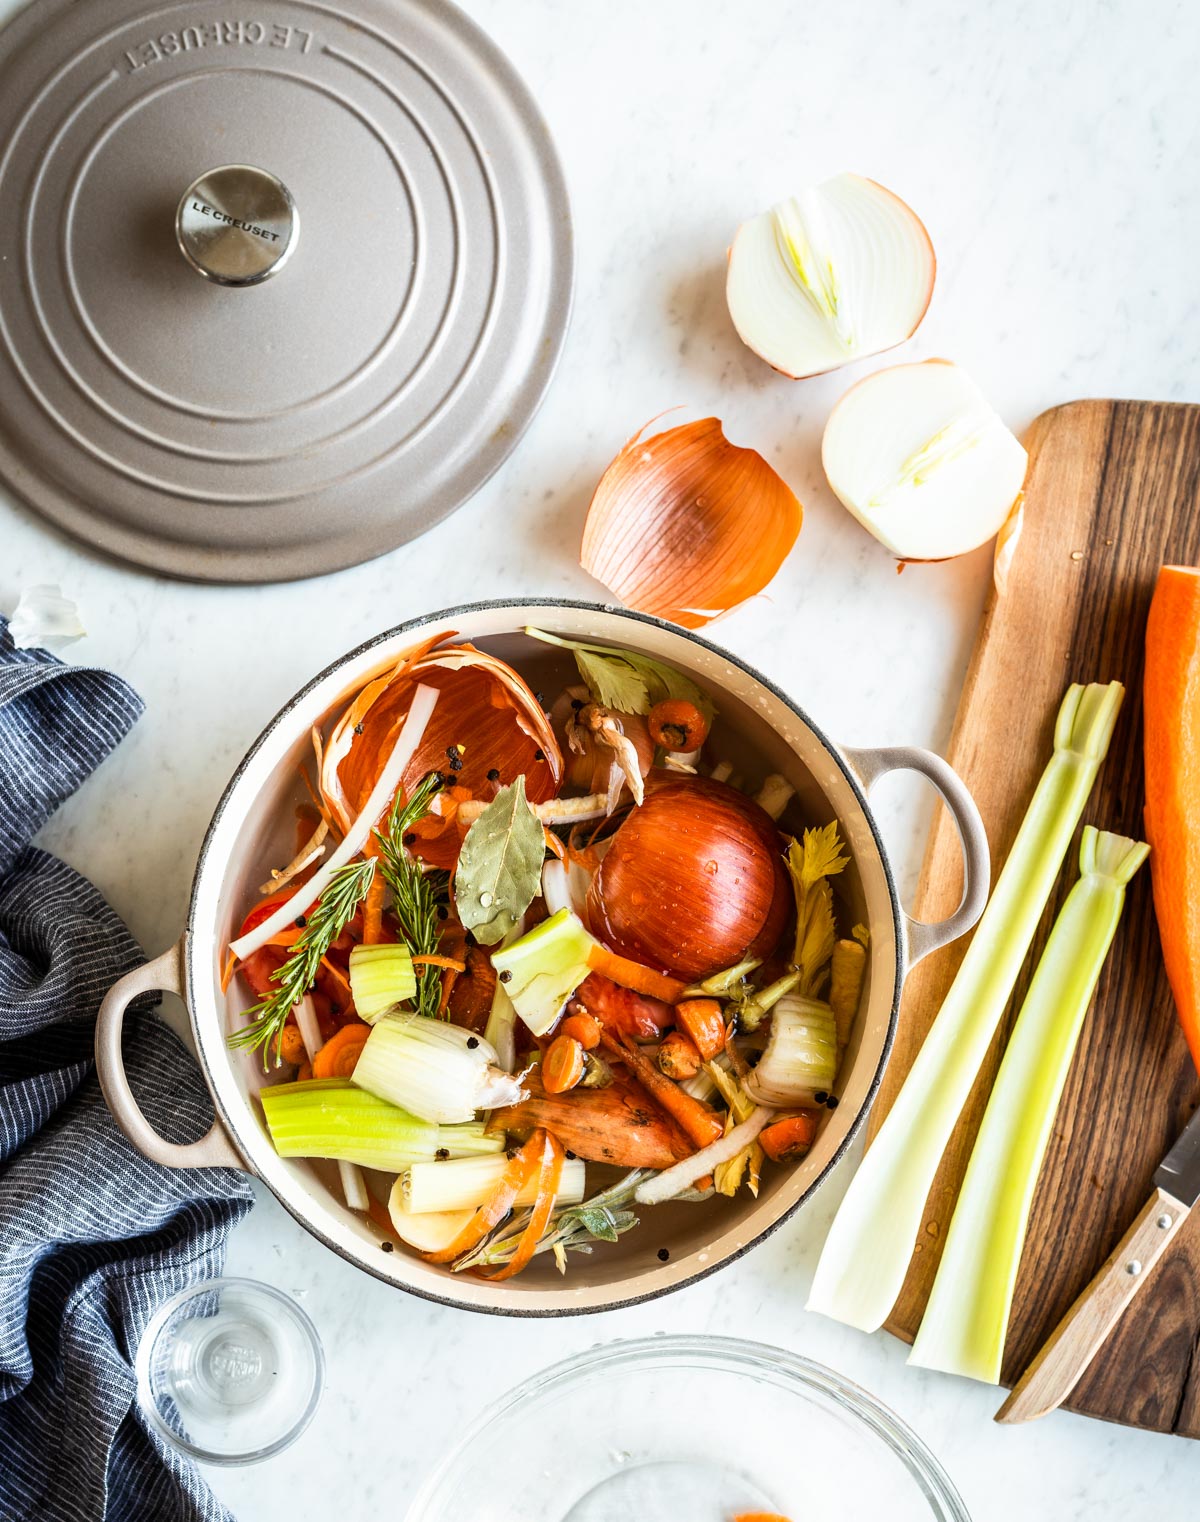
[260,1079,504,1169]
[808,681,1124,1331]
[909,827,1147,1381]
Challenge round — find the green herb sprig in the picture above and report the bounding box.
[452,1170,644,1274]
[374,771,448,1020]
[228,857,376,1069]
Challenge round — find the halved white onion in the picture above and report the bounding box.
[726,174,935,379]
[821,360,1028,561]
[386,1187,474,1253]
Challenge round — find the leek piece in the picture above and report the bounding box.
[338,1159,370,1212]
[490,908,596,1036]
[909,827,1148,1382]
[398,1154,586,1214]
[745,995,838,1106]
[352,1014,524,1124]
[808,680,1124,1332]
[260,1079,503,1169]
[348,942,416,1023]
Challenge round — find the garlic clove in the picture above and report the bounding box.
[727,173,935,379]
[821,359,1028,562]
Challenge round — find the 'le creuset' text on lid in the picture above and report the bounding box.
[0,0,573,581]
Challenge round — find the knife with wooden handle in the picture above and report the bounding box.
[996,1103,1200,1423]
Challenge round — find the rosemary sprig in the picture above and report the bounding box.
[374,771,448,1020]
[228,857,376,1069]
[451,1169,645,1274]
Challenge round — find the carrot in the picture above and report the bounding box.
[366,1194,400,1244]
[422,1131,544,1264]
[360,870,386,944]
[586,942,687,1004]
[295,1061,313,1083]
[674,997,726,1061]
[759,1111,820,1164]
[601,1030,724,1150]
[481,1131,565,1281]
[543,1035,585,1093]
[657,1031,700,1080]
[319,955,354,1004]
[413,954,468,972]
[490,1069,693,1169]
[277,1023,308,1066]
[647,698,709,751]
[559,1011,602,1050]
[1145,565,1200,1074]
[312,1022,370,1079]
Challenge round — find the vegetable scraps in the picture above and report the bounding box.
[808,680,1124,1332]
[228,630,867,1280]
[822,360,1027,564]
[909,828,1148,1383]
[1143,565,1200,1073]
[726,173,936,380]
[580,417,802,628]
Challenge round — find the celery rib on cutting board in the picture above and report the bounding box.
[806,681,1124,1332]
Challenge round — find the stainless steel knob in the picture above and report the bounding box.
[176,165,298,287]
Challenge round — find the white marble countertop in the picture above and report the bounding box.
[5,0,1200,1515]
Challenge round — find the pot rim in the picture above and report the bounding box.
[185,597,905,1315]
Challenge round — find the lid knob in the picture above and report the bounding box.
[176,165,298,287]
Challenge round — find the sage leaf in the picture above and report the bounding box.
[454,776,545,945]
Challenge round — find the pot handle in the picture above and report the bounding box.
[841,745,990,971]
[95,938,246,1171]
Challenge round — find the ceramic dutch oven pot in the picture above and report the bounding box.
[96,600,989,1315]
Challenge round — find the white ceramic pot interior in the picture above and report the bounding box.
[187,603,902,1313]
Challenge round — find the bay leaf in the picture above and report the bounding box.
[454,776,545,945]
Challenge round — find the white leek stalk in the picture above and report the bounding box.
[397,1153,586,1214]
[909,828,1148,1382]
[230,684,438,961]
[744,995,838,1105]
[490,908,597,1036]
[351,1014,524,1124]
[338,1160,369,1212]
[348,942,416,1023]
[808,681,1124,1331]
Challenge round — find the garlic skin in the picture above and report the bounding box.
[8,585,86,651]
[726,173,935,379]
[821,360,1028,562]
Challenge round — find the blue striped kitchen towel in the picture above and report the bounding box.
[0,616,252,1522]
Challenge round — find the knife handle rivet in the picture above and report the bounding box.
[1126,1259,1143,1276]
[1157,1214,1174,1230]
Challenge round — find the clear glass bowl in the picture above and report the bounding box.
[134,1277,324,1465]
[406,1335,969,1522]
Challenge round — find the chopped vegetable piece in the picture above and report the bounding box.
[647,698,709,751]
[420,1131,546,1265]
[260,1079,503,1170]
[348,942,416,1023]
[352,1014,524,1124]
[399,1152,585,1214]
[674,998,726,1061]
[559,1011,602,1050]
[524,627,715,726]
[570,973,676,1040]
[277,1024,307,1067]
[452,1170,644,1274]
[586,941,688,1004]
[809,680,1124,1333]
[658,1031,701,1080]
[388,1202,475,1254]
[481,1130,567,1281]
[745,995,838,1106]
[601,1030,724,1150]
[909,828,1148,1383]
[543,1034,586,1094]
[490,1069,694,1169]
[759,1112,820,1164]
[1143,565,1200,1073]
[311,1021,370,1080]
[829,938,867,1050]
[635,1107,775,1205]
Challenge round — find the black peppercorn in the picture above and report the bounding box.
[381,1240,394,1253]
[354,722,364,735]
[826,1095,839,1110]
[657,1248,670,1262]
[487,767,500,781]
[534,748,545,762]
[294,915,307,929]
[467,1036,479,1049]
[435,1147,450,1160]
[499,969,513,983]
[813,1091,828,1105]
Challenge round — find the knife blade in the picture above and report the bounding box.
[995,1104,1199,1423]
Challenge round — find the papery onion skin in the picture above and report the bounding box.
[580,418,802,630]
[321,642,563,869]
[586,776,789,981]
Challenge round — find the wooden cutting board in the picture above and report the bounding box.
[866,400,1200,1436]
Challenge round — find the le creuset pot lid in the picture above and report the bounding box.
[0,0,573,581]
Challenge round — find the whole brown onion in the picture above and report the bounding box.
[586,775,790,980]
